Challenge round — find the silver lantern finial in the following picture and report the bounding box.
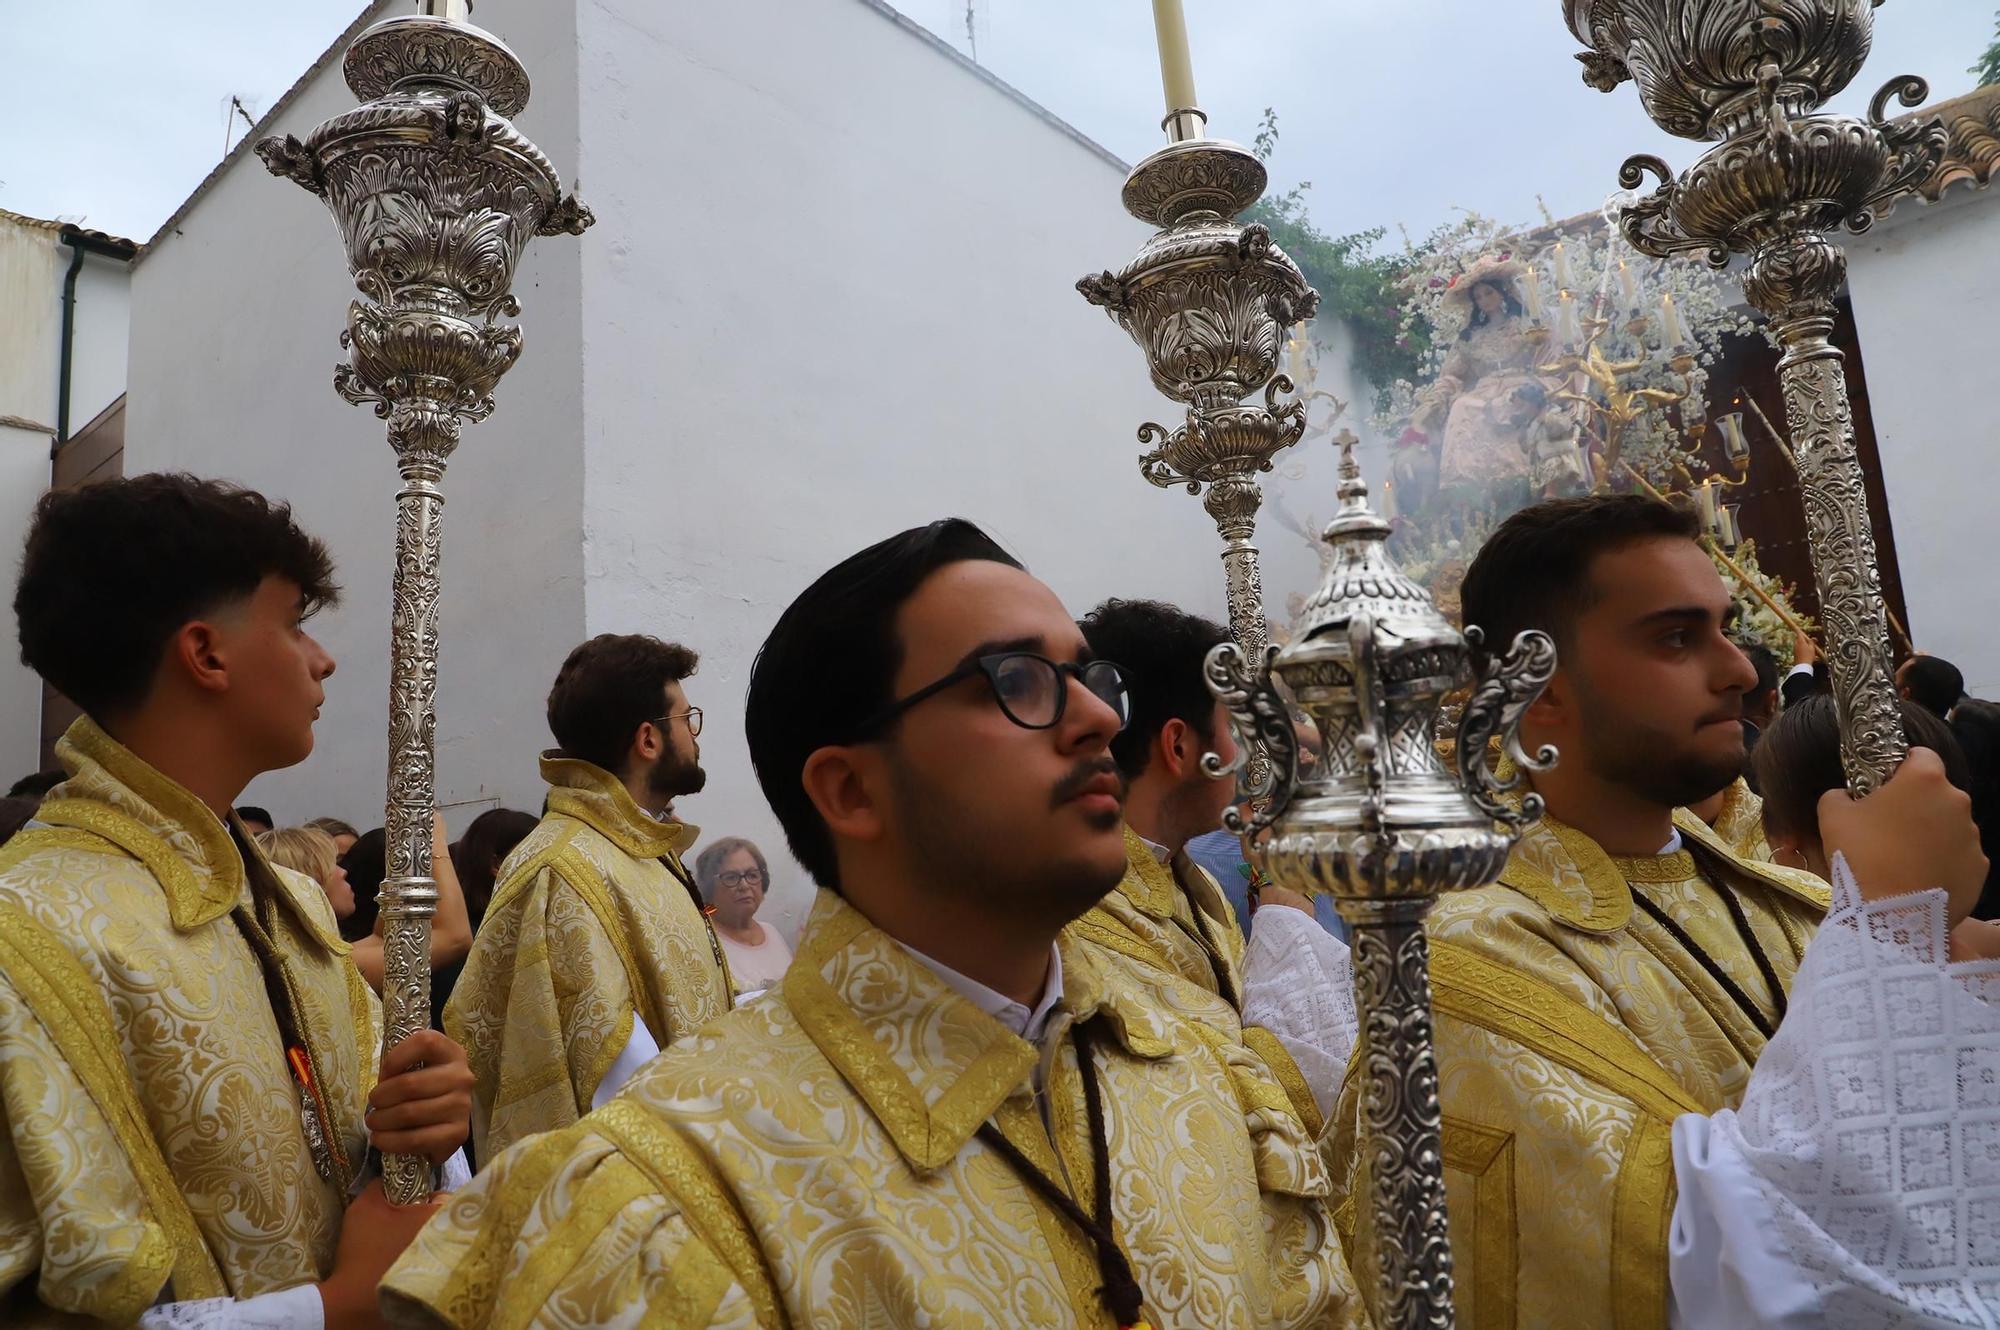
[257,6,591,1205]
[1207,434,1555,1327]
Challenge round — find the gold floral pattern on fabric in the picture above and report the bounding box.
[0,720,369,1316]
[1328,792,1829,1330]
[386,889,1364,1330]
[1707,777,1774,862]
[446,755,731,1162]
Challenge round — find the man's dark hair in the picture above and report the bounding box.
[1743,644,1780,703]
[545,634,700,775]
[1754,695,1970,843]
[745,519,1023,890]
[6,770,64,800]
[15,474,338,719]
[1460,494,1701,669]
[234,805,274,831]
[1902,655,1966,718]
[1078,598,1228,780]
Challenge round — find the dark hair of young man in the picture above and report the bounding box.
[234,805,275,833]
[15,473,339,719]
[1754,695,1969,845]
[339,827,387,944]
[1901,655,1966,718]
[1743,644,1780,707]
[1078,598,1228,780]
[745,519,1023,890]
[1459,494,1701,670]
[545,634,700,775]
[0,796,43,845]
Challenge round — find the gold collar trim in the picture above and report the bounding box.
[1115,823,1178,919]
[1611,850,1699,884]
[1671,806,1831,913]
[782,889,1172,1172]
[539,753,696,861]
[47,718,246,931]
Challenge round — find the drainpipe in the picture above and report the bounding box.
[54,225,138,450]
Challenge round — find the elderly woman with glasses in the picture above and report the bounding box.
[694,835,792,997]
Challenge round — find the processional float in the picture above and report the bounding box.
[1078,4,1558,1325]
[1569,0,1945,794]
[256,0,591,1203]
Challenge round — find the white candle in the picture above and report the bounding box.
[1556,291,1580,349]
[1661,291,1687,346]
[1551,241,1574,289]
[1696,479,1719,530]
[1718,412,1749,463]
[1718,504,1742,548]
[1523,267,1545,321]
[1152,0,1199,120]
[1617,261,1639,313]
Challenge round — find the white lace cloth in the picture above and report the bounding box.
[1670,853,2000,1328]
[1239,901,1358,1120]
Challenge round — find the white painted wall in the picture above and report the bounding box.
[572,0,1233,934]
[1846,187,2000,697]
[0,425,50,777]
[67,255,130,431]
[0,217,64,429]
[127,0,586,833]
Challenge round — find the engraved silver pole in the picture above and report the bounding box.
[257,6,591,1203]
[1207,440,1556,1326]
[1566,0,1947,793]
[1079,107,1317,789]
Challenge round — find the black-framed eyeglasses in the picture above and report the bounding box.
[716,868,766,888]
[850,652,1130,739]
[649,707,703,737]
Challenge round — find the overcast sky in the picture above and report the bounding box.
[0,1,1991,243]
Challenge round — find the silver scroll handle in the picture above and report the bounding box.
[1456,626,1559,830]
[1202,640,1299,836]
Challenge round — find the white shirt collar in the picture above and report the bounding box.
[1136,832,1173,864]
[903,943,1065,1043]
[1660,828,1684,855]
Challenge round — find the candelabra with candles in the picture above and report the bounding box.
[256,0,591,1203]
[1566,0,1947,792]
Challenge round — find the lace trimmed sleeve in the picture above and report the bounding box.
[1239,904,1359,1119]
[1669,852,2000,1328]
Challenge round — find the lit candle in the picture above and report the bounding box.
[1523,267,1545,321]
[1718,411,1749,463]
[1551,241,1574,289]
[1617,260,1639,313]
[1718,504,1742,549]
[1556,290,1580,349]
[1152,0,1200,134]
[1695,478,1719,530]
[1660,291,1687,346]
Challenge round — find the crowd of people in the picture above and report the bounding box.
[0,471,1993,1329]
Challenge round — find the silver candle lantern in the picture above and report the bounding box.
[1207,438,1556,1326]
[256,1,591,1203]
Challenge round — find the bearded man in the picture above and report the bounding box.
[444,633,730,1160]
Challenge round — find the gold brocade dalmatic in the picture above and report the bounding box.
[385,888,1365,1330]
[1709,776,1773,862]
[1332,802,1828,1330]
[446,755,731,1162]
[0,719,377,1325]
[1065,825,1321,1135]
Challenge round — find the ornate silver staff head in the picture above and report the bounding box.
[1206,437,1556,905]
[256,12,592,477]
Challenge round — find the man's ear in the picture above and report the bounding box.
[631,718,664,769]
[1156,717,1195,780]
[171,619,231,696]
[1524,665,1570,730]
[801,746,885,846]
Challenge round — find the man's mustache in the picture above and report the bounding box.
[1051,756,1126,810]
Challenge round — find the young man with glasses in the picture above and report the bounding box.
[385,519,1365,1330]
[442,633,731,1162]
